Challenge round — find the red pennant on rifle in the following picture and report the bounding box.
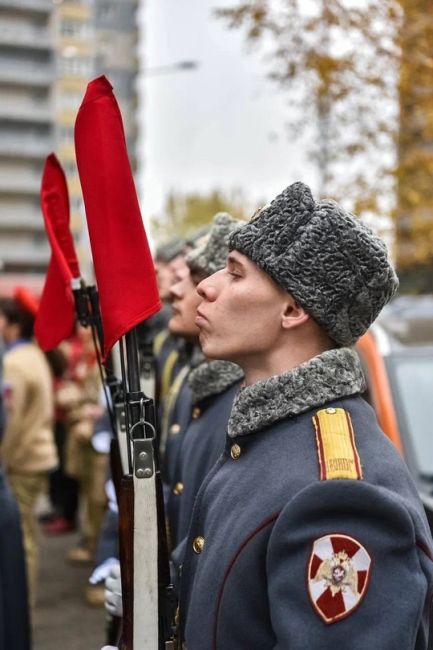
[34,154,80,351]
[74,76,160,359]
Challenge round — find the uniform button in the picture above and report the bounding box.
[325,407,336,414]
[170,423,181,435]
[192,407,201,419]
[173,482,184,495]
[192,536,205,554]
[230,443,242,460]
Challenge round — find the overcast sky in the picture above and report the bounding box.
[137,0,316,229]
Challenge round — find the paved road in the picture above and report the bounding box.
[33,530,107,650]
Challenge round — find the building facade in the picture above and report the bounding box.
[0,0,139,292]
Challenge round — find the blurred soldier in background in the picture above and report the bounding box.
[149,238,186,409]
[166,213,244,548]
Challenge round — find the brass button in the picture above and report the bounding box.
[192,407,201,419]
[170,423,181,435]
[325,408,336,414]
[173,482,184,495]
[230,443,241,460]
[192,535,205,554]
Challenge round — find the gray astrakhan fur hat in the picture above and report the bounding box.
[229,182,399,346]
[186,212,243,278]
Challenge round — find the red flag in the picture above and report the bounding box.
[34,154,80,351]
[74,76,160,359]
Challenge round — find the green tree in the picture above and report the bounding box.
[150,188,249,241]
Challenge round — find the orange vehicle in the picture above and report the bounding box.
[356,295,433,528]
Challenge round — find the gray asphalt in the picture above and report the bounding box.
[33,530,107,650]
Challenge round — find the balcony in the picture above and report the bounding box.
[0,139,51,160]
[0,27,52,51]
[0,215,45,232]
[0,176,40,195]
[0,64,53,87]
[0,1,51,14]
[0,245,50,270]
[0,106,52,125]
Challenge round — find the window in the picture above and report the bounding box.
[58,91,83,110]
[58,56,94,76]
[60,20,92,38]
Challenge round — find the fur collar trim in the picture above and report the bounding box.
[188,360,244,404]
[227,347,365,437]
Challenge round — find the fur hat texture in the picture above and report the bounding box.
[229,182,398,346]
[186,212,243,278]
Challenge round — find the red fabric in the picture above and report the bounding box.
[74,76,160,359]
[34,154,80,351]
[14,286,39,317]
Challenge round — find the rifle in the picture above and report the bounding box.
[117,327,176,649]
[74,284,175,648]
[71,279,125,646]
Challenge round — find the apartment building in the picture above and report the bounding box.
[0,0,139,291]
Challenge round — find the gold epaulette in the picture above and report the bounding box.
[153,329,170,356]
[313,407,363,481]
[160,350,180,401]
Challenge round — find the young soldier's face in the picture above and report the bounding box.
[195,250,289,362]
[168,266,201,340]
[155,260,174,301]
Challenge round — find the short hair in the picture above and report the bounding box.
[0,297,35,340]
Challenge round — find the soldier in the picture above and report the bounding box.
[178,182,433,648]
[167,213,244,547]
[142,236,186,406]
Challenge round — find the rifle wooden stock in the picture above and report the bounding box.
[118,475,135,650]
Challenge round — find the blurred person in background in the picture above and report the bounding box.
[0,292,57,611]
[0,327,31,649]
[40,344,79,535]
[60,324,107,565]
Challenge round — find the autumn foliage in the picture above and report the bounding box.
[217,0,433,289]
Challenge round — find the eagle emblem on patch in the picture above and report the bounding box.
[308,534,371,624]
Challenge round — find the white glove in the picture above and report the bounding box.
[89,556,119,585]
[101,646,118,649]
[105,562,123,617]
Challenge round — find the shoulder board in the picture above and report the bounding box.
[160,350,181,401]
[313,407,363,481]
[153,329,170,356]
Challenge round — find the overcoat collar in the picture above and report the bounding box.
[227,347,365,438]
[188,360,244,405]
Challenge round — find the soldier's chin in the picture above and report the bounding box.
[168,315,184,334]
[199,334,232,362]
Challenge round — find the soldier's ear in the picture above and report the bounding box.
[281,296,310,330]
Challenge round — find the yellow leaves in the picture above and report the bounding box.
[151,190,248,242]
[217,0,433,281]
